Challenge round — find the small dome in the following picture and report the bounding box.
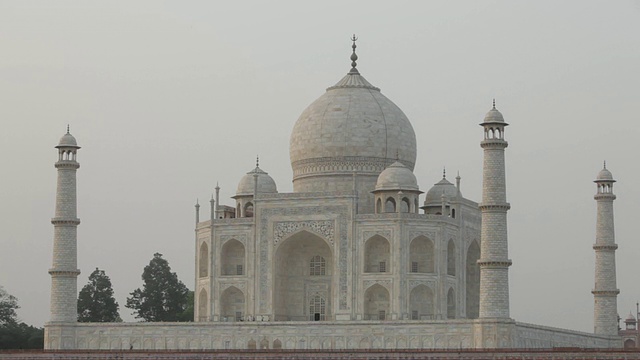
[236,166,278,197]
[374,161,419,192]
[596,167,614,182]
[483,107,505,123]
[56,132,79,148]
[625,313,636,323]
[424,177,459,205]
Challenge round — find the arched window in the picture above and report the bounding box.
[364,235,390,273]
[451,208,456,218]
[221,239,245,275]
[401,197,410,213]
[244,202,254,217]
[236,203,241,217]
[384,197,396,213]
[376,198,382,214]
[466,241,480,319]
[221,286,245,322]
[409,285,434,320]
[447,239,456,276]
[624,339,636,348]
[447,288,456,319]
[273,339,282,349]
[308,294,326,321]
[364,284,390,320]
[310,255,326,276]
[409,236,434,273]
[199,242,209,278]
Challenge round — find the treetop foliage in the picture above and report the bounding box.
[0,285,19,326]
[77,268,121,322]
[126,253,191,322]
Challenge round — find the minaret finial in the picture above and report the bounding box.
[443,167,446,179]
[66,124,70,134]
[395,149,399,161]
[603,160,607,169]
[256,155,259,168]
[492,99,496,109]
[349,34,359,74]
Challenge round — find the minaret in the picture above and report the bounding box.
[478,101,512,319]
[49,127,81,323]
[592,163,619,335]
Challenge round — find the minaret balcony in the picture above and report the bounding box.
[51,218,81,225]
[592,244,618,251]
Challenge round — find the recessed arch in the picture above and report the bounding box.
[220,286,244,322]
[198,289,208,321]
[244,202,254,217]
[409,236,434,273]
[199,242,209,278]
[384,197,396,213]
[466,240,480,319]
[376,198,382,213]
[274,230,332,321]
[624,339,636,348]
[400,197,410,213]
[221,239,245,276]
[409,285,434,320]
[364,284,390,320]
[364,235,390,273]
[447,239,456,276]
[447,288,456,319]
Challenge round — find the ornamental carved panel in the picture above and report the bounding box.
[273,220,335,246]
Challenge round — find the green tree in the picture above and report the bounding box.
[77,268,121,322]
[126,253,190,322]
[0,286,19,326]
[175,290,194,322]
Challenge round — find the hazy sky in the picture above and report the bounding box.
[1,1,639,332]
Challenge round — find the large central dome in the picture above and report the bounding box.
[289,41,417,198]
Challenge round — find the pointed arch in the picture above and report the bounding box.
[376,198,382,214]
[220,286,244,322]
[466,240,480,319]
[409,236,434,273]
[409,285,434,320]
[364,284,390,320]
[198,289,208,321]
[244,202,254,217]
[199,242,209,278]
[274,230,332,321]
[447,239,456,276]
[400,197,410,213]
[273,339,282,349]
[364,235,390,273]
[308,293,326,321]
[447,288,456,319]
[221,239,245,275]
[384,197,396,213]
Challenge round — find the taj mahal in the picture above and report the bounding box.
[44,38,625,350]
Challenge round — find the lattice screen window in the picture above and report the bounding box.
[236,264,243,275]
[412,310,418,320]
[308,294,326,321]
[235,311,242,322]
[379,261,386,273]
[411,261,418,273]
[378,310,386,320]
[310,255,326,276]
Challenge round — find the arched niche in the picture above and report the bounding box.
[274,230,332,321]
[447,239,456,276]
[447,288,456,319]
[409,236,434,273]
[364,284,390,320]
[409,285,434,320]
[400,197,410,213]
[220,286,244,322]
[221,239,245,276]
[198,242,209,278]
[465,240,480,319]
[198,289,208,321]
[384,197,396,213]
[364,235,390,273]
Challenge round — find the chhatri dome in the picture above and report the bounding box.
[289,36,417,207]
[374,160,419,192]
[235,158,278,197]
[424,170,459,205]
[56,125,79,148]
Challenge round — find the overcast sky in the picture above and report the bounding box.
[1,1,639,332]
